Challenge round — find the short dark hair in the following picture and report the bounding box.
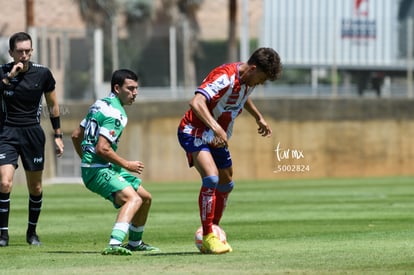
[247,47,282,81]
[111,69,138,91]
[9,32,32,51]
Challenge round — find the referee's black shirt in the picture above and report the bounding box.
[0,62,56,127]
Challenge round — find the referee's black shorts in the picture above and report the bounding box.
[0,125,46,171]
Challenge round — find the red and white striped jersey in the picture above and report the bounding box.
[178,62,255,143]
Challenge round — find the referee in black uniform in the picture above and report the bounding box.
[0,32,64,246]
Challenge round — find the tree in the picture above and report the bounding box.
[77,0,202,87]
[228,0,237,62]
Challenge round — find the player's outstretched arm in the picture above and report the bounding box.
[244,97,272,137]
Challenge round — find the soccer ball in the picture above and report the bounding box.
[194,224,227,252]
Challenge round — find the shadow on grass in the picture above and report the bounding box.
[45,251,100,254]
[45,251,201,256]
[143,251,200,256]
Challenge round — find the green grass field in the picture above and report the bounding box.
[1,176,414,274]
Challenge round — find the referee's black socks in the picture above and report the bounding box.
[0,192,10,238]
[27,193,42,235]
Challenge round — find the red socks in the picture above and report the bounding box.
[213,182,234,225]
[199,177,234,236]
[199,185,216,235]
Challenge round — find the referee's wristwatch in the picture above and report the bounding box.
[2,73,12,85]
[54,133,63,139]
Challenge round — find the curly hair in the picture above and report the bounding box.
[247,47,282,81]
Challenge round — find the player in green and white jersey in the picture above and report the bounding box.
[72,69,159,255]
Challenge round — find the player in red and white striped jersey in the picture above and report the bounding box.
[178,47,282,254]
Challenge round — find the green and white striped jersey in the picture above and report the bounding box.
[80,92,127,167]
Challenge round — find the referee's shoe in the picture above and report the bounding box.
[0,236,8,247]
[26,232,41,246]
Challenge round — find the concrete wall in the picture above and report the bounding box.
[13,98,414,184]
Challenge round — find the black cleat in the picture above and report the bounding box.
[26,233,41,246]
[0,236,8,247]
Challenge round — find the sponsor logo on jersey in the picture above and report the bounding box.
[224,104,242,111]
